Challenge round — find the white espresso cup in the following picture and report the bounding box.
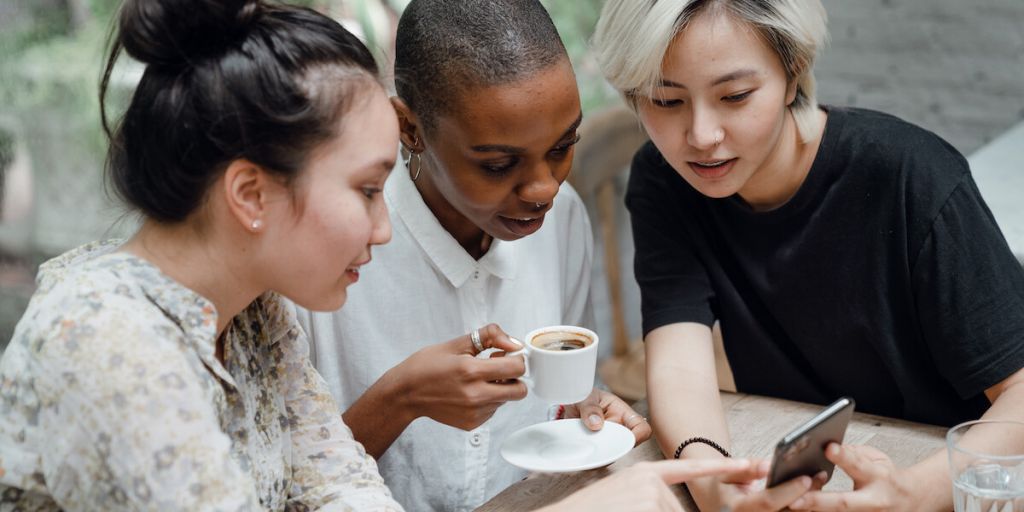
[509,325,598,404]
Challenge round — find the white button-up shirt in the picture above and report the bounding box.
[296,164,593,511]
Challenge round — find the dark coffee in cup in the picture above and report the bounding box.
[530,331,594,352]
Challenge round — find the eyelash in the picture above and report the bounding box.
[481,159,518,176]
[479,134,582,176]
[549,133,582,156]
[723,91,752,102]
[362,187,383,199]
[652,98,683,108]
[651,91,753,108]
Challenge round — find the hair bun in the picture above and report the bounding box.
[118,0,261,67]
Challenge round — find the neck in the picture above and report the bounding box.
[738,108,826,211]
[413,158,492,259]
[122,219,263,338]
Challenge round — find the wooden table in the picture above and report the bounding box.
[477,392,948,511]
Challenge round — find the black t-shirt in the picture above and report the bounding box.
[627,106,1024,427]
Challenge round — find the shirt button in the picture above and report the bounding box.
[470,432,483,447]
[473,270,480,279]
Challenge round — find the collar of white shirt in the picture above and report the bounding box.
[386,162,518,287]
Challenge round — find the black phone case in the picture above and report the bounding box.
[766,397,855,488]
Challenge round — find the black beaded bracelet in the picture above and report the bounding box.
[673,437,731,459]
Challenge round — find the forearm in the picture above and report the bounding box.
[342,367,416,459]
[907,378,1024,511]
[646,323,731,511]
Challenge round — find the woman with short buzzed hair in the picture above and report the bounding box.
[295,0,651,509]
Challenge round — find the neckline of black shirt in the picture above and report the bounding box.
[720,104,845,225]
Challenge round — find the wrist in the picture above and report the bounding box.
[686,476,729,512]
[377,366,419,424]
[670,443,732,512]
[899,464,949,511]
[674,437,731,459]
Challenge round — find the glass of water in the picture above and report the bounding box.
[947,420,1024,512]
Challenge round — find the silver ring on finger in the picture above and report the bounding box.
[470,328,484,354]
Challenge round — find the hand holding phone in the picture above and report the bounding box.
[766,397,855,488]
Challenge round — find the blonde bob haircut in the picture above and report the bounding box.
[593,0,828,143]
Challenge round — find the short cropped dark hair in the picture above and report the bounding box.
[394,0,568,131]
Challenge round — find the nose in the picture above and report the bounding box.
[370,200,392,246]
[517,159,567,207]
[686,106,724,151]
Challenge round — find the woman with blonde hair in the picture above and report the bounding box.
[593,1,1024,511]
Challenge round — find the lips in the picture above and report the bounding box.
[345,267,360,283]
[345,258,370,283]
[498,214,545,237]
[688,158,736,179]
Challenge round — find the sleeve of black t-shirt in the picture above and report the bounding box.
[626,142,716,338]
[912,165,1024,399]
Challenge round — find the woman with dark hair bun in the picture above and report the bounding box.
[0,0,404,509]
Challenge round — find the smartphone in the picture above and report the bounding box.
[766,396,855,488]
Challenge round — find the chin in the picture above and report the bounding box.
[296,290,348,313]
[696,185,739,199]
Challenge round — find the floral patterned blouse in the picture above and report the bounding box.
[0,241,403,511]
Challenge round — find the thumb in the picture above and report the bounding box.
[573,389,604,431]
[488,334,522,354]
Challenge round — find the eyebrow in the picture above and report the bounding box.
[659,69,758,89]
[368,158,395,175]
[470,113,584,154]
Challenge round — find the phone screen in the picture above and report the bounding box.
[766,397,855,488]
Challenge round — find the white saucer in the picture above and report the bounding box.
[500,419,635,473]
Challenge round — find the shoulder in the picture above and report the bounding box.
[17,256,195,384]
[828,106,969,182]
[824,107,973,220]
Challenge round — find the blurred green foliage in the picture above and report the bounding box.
[0,0,617,125]
[542,0,620,114]
[0,0,618,185]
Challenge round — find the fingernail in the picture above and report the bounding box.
[791,498,806,508]
[801,476,812,488]
[587,414,602,426]
[758,459,771,472]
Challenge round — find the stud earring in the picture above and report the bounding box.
[251,219,263,231]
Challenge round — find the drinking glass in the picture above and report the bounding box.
[947,420,1024,512]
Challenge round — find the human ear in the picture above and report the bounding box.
[223,159,270,233]
[390,96,423,151]
[785,77,800,107]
